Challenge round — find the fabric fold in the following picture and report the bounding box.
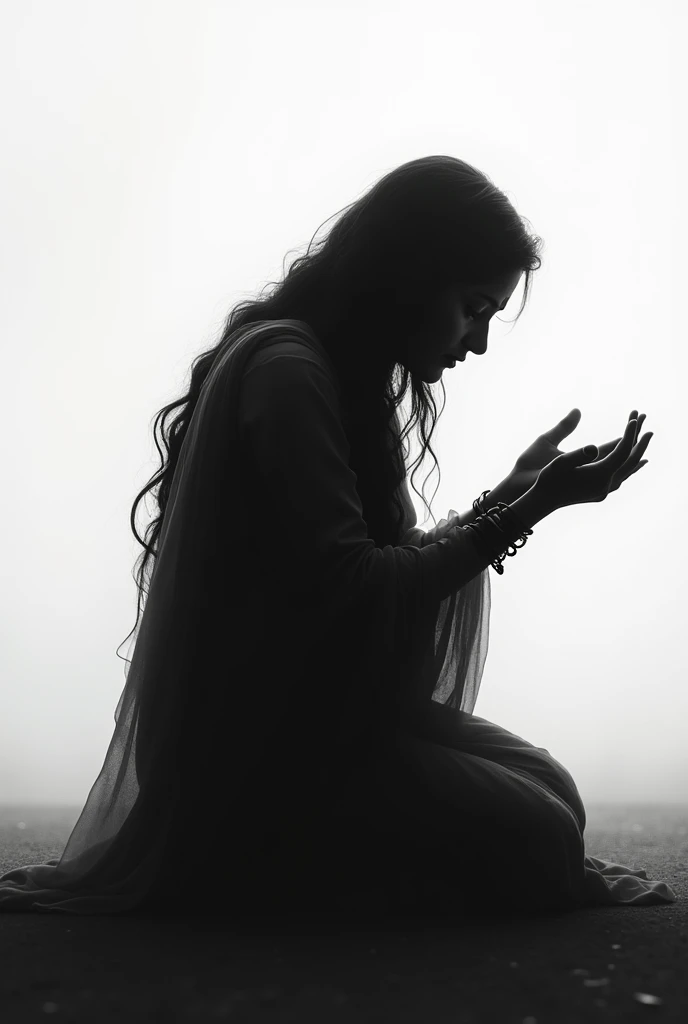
[0,318,677,915]
[0,321,491,914]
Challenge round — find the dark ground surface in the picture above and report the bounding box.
[0,802,686,1023]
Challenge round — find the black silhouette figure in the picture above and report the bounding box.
[0,156,675,921]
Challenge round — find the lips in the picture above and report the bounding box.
[443,351,465,367]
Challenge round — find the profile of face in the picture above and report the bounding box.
[401,267,524,383]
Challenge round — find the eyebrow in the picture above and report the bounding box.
[475,292,507,311]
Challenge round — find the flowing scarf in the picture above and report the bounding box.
[0,319,490,914]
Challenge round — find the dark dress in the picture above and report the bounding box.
[0,322,677,918]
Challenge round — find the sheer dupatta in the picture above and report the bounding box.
[395,443,491,716]
[0,320,491,914]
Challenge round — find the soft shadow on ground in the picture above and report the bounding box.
[0,802,686,1023]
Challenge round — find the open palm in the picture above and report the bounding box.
[509,408,647,499]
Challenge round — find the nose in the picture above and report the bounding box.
[464,326,489,357]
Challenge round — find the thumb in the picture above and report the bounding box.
[560,445,597,466]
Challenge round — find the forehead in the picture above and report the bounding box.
[470,268,523,303]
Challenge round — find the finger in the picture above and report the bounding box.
[634,430,653,459]
[629,410,644,442]
[621,430,653,478]
[635,413,646,445]
[596,437,623,459]
[603,417,638,469]
[597,420,649,461]
[623,425,652,460]
[609,456,648,493]
[545,407,582,445]
[621,458,649,484]
[596,422,635,468]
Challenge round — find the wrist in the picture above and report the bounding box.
[485,476,521,511]
[458,478,519,528]
[509,485,554,531]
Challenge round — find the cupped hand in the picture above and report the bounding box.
[534,411,654,510]
[508,408,651,500]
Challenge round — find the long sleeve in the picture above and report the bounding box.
[239,344,480,609]
[0,320,491,918]
[6,322,674,923]
[397,473,462,549]
[239,339,491,720]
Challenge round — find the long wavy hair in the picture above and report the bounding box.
[117,155,543,665]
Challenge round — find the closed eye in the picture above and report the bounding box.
[465,306,486,322]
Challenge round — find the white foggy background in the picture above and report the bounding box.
[1,0,685,808]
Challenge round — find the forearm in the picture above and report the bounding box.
[406,476,538,548]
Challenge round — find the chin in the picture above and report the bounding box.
[402,359,446,384]
[419,365,446,384]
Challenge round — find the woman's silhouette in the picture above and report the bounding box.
[0,155,676,919]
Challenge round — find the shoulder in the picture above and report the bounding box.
[241,324,339,398]
[243,338,325,376]
[238,326,342,419]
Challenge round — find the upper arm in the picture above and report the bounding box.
[239,347,375,595]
